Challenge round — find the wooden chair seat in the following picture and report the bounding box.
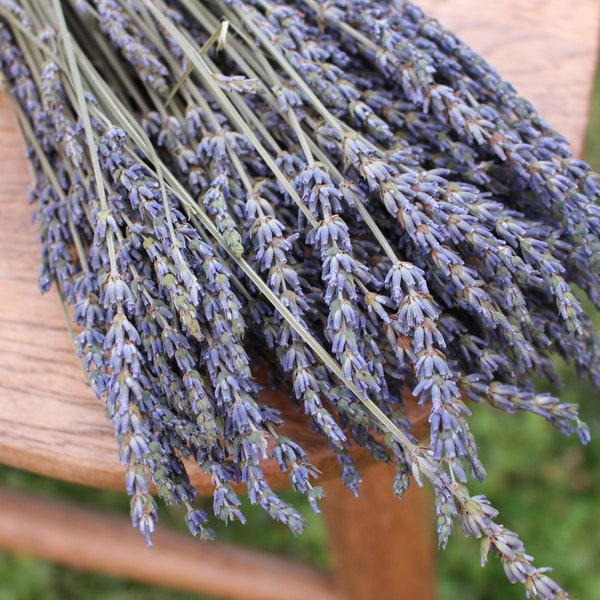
[1,2,599,599]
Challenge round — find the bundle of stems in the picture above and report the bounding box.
[1,0,599,597]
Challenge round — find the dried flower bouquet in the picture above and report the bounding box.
[1,0,599,597]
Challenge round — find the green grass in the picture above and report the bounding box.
[1,48,600,600]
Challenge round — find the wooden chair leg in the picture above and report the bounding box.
[0,487,340,600]
[321,462,436,600]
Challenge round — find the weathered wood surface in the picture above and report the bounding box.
[0,2,598,598]
[0,100,425,492]
[1,0,597,493]
[420,0,600,157]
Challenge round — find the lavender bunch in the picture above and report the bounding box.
[1,0,599,597]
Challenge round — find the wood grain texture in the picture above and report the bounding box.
[0,0,598,506]
[0,91,428,492]
[0,3,598,599]
[419,0,600,156]
[322,466,435,600]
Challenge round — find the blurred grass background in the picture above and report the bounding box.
[1,52,599,600]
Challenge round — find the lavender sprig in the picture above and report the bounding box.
[2,1,600,597]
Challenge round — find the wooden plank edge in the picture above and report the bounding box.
[0,487,341,600]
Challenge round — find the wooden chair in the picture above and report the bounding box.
[1,2,598,598]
